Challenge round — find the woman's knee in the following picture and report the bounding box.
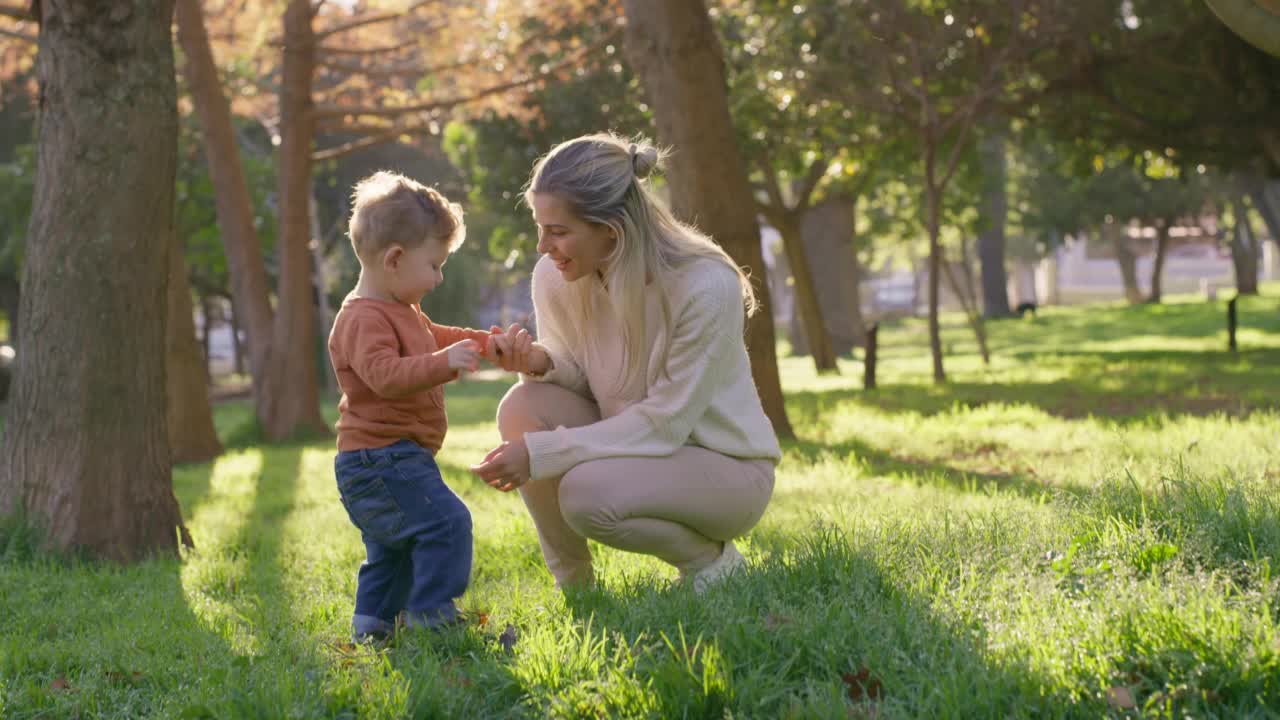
[496,382,546,439]
[496,381,600,440]
[557,464,614,540]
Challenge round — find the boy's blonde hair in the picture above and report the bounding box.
[348,171,465,261]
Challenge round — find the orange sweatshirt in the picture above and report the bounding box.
[328,295,490,453]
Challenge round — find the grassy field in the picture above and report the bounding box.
[2,292,1280,718]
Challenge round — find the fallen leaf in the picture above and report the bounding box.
[471,611,490,629]
[763,613,793,631]
[498,624,519,652]
[1107,686,1136,710]
[842,667,883,702]
[105,670,143,686]
[50,677,72,692]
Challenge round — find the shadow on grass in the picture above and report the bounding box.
[786,348,1280,427]
[542,530,1090,718]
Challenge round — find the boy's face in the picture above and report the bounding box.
[381,239,448,305]
[530,192,617,282]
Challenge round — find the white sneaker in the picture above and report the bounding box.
[691,541,747,594]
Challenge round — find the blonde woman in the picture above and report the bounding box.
[471,133,781,592]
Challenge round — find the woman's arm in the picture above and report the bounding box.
[523,266,741,481]
[522,257,591,397]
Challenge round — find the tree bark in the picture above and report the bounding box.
[923,150,946,383]
[259,0,329,440]
[1231,198,1261,295]
[1245,177,1280,248]
[977,128,1012,318]
[176,0,328,441]
[175,0,272,399]
[800,195,865,355]
[621,0,793,438]
[168,236,223,465]
[0,0,190,561]
[1105,223,1143,304]
[0,274,17,347]
[1146,220,1172,303]
[228,294,245,376]
[776,213,838,373]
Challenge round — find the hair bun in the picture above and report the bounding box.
[630,143,660,180]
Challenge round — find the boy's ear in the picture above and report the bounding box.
[382,245,403,271]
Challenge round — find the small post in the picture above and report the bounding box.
[863,322,879,390]
[1227,296,1238,352]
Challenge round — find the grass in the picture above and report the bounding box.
[2,291,1280,718]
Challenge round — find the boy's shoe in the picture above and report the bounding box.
[401,606,464,631]
[352,614,396,645]
[690,541,747,594]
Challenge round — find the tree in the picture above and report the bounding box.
[621,0,793,439]
[167,225,223,464]
[810,0,1083,382]
[975,126,1013,317]
[1,0,191,561]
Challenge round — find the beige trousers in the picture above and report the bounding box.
[497,381,775,587]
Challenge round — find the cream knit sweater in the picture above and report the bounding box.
[521,254,783,481]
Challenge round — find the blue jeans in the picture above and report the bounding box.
[334,439,472,637]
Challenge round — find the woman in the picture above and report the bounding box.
[471,132,781,592]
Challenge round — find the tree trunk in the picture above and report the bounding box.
[1105,223,1143,304]
[1231,198,1261,295]
[175,0,273,400]
[777,214,839,373]
[0,0,190,561]
[168,236,223,464]
[800,196,865,354]
[229,295,245,376]
[621,0,793,439]
[1146,220,1171,303]
[942,240,991,365]
[176,0,327,441]
[258,0,330,441]
[0,274,17,347]
[923,148,946,383]
[1246,178,1280,248]
[977,128,1012,318]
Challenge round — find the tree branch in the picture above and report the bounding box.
[317,55,475,81]
[0,26,35,43]
[313,127,431,161]
[317,38,416,57]
[0,3,31,19]
[794,156,830,211]
[315,0,441,40]
[316,28,618,121]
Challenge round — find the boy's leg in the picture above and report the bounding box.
[336,445,416,640]
[352,541,408,639]
[386,450,473,628]
[497,381,602,588]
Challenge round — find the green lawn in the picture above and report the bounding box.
[3,293,1280,718]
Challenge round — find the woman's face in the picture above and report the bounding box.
[530,192,617,282]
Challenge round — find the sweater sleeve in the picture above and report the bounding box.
[523,266,742,481]
[345,310,458,398]
[521,258,591,398]
[423,314,493,353]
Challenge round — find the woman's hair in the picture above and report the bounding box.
[525,132,757,390]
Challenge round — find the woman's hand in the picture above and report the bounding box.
[487,323,552,376]
[470,438,532,492]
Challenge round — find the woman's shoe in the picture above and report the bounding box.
[691,541,746,594]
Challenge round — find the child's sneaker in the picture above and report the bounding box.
[352,614,396,645]
[690,541,746,593]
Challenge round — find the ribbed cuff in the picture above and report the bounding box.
[524,428,576,481]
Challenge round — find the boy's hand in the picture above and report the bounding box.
[445,339,481,372]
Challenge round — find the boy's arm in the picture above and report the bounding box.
[423,315,493,352]
[345,312,459,398]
